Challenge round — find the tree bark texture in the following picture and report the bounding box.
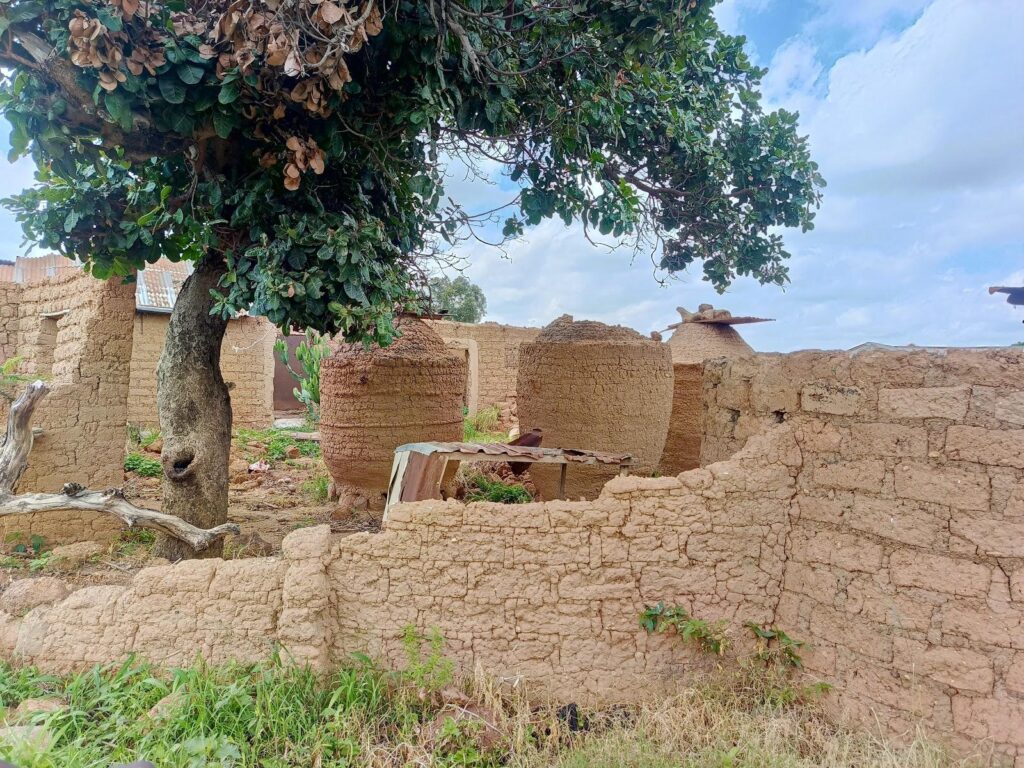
[155,257,232,560]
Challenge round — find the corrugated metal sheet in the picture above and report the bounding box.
[0,255,193,312]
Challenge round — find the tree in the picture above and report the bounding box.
[0,0,823,558]
[429,275,486,323]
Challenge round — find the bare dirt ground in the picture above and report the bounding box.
[0,429,380,593]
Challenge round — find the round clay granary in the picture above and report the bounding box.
[516,315,673,499]
[659,305,759,476]
[320,316,467,510]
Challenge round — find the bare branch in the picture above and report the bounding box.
[0,381,238,552]
[0,487,239,552]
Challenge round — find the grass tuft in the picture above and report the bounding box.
[463,406,508,443]
[124,452,162,478]
[235,428,321,462]
[0,653,978,768]
[464,473,533,504]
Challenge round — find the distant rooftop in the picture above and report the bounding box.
[0,254,193,312]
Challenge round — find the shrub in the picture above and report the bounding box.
[465,473,532,504]
[274,330,330,424]
[124,452,162,478]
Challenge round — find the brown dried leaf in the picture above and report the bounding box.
[364,2,383,36]
[283,49,302,77]
[286,136,302,151]
[198,44,217,59]
[284,174,300,191]
[284,163,301,179]
[309,152,325,174]
[319,1,346,25]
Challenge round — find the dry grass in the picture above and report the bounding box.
[0,654,993,768]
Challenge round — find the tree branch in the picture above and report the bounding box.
[0,486,239,552]
[0,381,239,552]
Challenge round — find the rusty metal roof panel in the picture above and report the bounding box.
[395,441,633,465]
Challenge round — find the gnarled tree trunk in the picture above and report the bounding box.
[154,257,232,560]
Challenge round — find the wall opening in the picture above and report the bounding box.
[35,312,64,377]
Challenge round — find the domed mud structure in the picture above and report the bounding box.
[517,315,673,500]
[320,317,467,510]
[659,305,764,475]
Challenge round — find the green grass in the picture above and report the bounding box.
[463,406,508,443]
[114,529,156,559]
[464,473,533,504]
[124,452,162,478]
[0,654,970,768]
[300,473,330,503]
[234,428,321,462]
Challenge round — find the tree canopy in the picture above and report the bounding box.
[0,0,823,345]
[428,274,486,323]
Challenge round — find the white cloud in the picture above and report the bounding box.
[457,0,1024,350]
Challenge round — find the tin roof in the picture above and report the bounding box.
[0,254,193,312]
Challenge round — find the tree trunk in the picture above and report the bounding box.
[153,257,232,560]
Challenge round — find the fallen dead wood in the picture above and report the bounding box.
[0,380,238,552]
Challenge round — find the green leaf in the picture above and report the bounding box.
[212,110,236,139]
[176,63,205,85]
[158,77,187,104]
[63,210,80,233]
[218,81,240,105]
[104,90,133,131]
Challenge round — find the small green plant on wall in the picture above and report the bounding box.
[745,622,805,669]
[639,602,729,656]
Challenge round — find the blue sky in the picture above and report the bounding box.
[445,0,1024,349]
[1,0,1022,350]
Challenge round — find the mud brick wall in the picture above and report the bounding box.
[659,363,704,476]
[703,348,1024,760]
[8,429,795,698]
[5,346,1024,760]
[0,282,22,360]
[128,313,276,429]
[428,320,540,425]
[0,272,136,545]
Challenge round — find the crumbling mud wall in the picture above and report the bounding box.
[659,315,753,477]
[0,282,22,360]
[4,346,1023,760]
[428,320,540,425]
[128,313,276,429]
[0,272,136,544]
[703,347,1024,759]
[8,428,793,698]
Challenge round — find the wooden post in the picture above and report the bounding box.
[558,462,567,499]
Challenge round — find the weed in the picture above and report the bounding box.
[465,473,533,504]
[463,405,508,443]
[6,532,45,555]
[0,555,23,569]
[745,623,806,670]
[639,603,730,656]
[274,330,330,424]
[126,425,161,450]
[401,625,454,693]
[115,528,156,558]
[301,472,330,503]
[124,452,162,478]
[0,655,966,768]
[28,551,52,572]
[235,428,321,462]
